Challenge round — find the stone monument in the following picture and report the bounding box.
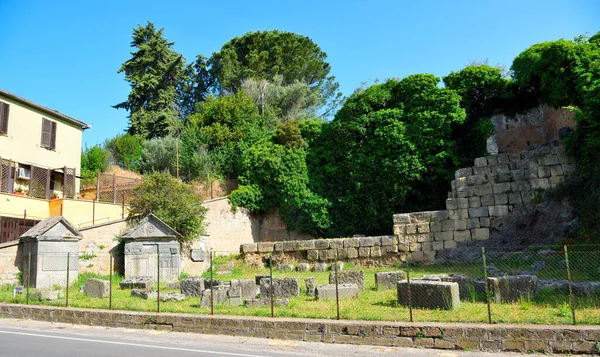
[121,214,182,283]
[20,216,82,289]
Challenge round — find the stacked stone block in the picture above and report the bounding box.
[240,235,407,262]
[393,145,574,262]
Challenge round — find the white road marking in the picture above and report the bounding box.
[0,330,271,357]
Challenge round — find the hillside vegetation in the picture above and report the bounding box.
[83,24,600,239]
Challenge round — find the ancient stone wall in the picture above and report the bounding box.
[488,104,575,154]
[241,236,406,262]
[394,144,575,262]
[202,197,313,254]
[0,242,21,285]
[78,219,129,275]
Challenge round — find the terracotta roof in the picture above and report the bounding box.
[0,89,91,130]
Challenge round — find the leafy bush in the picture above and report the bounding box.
[128,172,207,241]
[139,137,178,176]
[105,133,143,171]
[81,145,109,180]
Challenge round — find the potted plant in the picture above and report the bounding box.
[51,192,59,200]
[13,187,24,196]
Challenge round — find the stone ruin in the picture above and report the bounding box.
[20,216,82,289]
[375,271,406,290]
[329,270,364,291]
[83,278,110,298]
[397,280,460,310]
[121,214,182,283]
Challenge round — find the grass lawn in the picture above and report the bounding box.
[1,252,598,325]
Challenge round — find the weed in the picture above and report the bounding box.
[557,302,571,317]
[79,252,97,261]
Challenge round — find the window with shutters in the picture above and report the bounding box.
[40,118,57,150]
[0,101,9,135]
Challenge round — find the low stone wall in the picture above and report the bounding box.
[394,144,575,262]
[1,304,598,354]
[0,242,21,285]
[241,236,405,262]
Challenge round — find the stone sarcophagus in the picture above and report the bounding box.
[20,216,82,289]
[121,214,182,282]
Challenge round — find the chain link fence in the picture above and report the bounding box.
[1,245,599,325]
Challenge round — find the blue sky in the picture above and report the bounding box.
[1,0,598,147]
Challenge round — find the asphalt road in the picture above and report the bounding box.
[0,318,570,357]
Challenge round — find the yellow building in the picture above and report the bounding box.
[0,89,126,243]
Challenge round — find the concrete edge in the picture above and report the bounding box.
[0,304,598,354]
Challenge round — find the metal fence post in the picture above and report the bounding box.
[564,245,577,325]
[406,252,413,322]
[210,250,214,315]
[157,248,161,313]
[334,249,340,320]
[66,252,70,307]
[482,247,492,324]
[26,252,31,305]
[109,252,113,310]
[269,253,274,318]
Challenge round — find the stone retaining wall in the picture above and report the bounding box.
[1,304,598,354]
[241,236,406,262]
[394,144,575,262]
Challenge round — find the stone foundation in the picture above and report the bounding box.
[1,304,599,354]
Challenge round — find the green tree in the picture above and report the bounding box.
[511,39,581,108]
[105,133,143,171]
[179,123,218,182]
[128,172,206,241]
[209,30,342,117]
[443,64,506,163]
[309,75,466,236]
[114,22,187,139]
[81,145,109,180]
[229,137,330,236]
[139,137,178,176]
[188,92,269,177]
[241,76,321,127]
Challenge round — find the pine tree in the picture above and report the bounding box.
[114,22,186,139]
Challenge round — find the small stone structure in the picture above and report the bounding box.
[20,216,82,289]
[121,214,182,282]
[419,274,469,300]
[231,279,258,300]
[83,278,110,298]
[305,276,316,296]
[120,276,154,290]
[160,292,185,302]
[180,277,204,297]
[375,271,406,290]
[315,283,360,300]
[314,263,327,272]
[259,277,300,298]
[131,289,157,300]
[488,275,538,303]
[296,263,310,272]
[330,270,364,291]
[277,263,294,272]
[397,280,460,310]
